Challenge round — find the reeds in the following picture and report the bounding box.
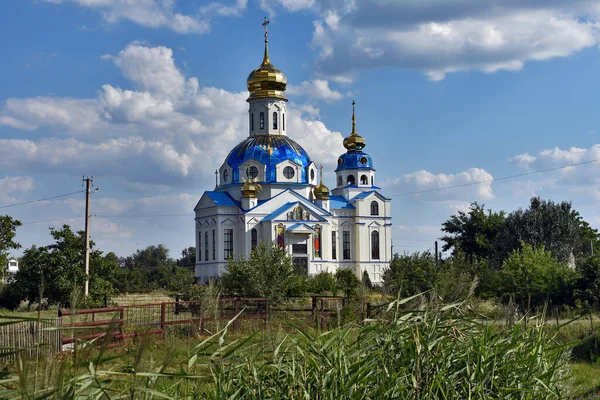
[0,294,571,399]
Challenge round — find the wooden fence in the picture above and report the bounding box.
[0,317,61,360]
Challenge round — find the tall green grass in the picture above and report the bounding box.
[1,295,573,399]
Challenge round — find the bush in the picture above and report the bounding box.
[334,269,360,298]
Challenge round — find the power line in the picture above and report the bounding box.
[0,190,85,209]
[388,158,600,197]
[21,216,82,225]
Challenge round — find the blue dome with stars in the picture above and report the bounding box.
[335,151,374,172]
[225,135,312,184]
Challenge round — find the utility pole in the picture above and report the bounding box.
[434,241,439,265]
[82,177,99,297]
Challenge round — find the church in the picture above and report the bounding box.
[194,21,392,285]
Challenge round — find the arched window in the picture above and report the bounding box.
[310,169,315,181]
[259,112,265,130]
[247,166,258,179]
[371,176,374,186]
[251,113,254,130]
[204,232,209,261]
[283,113,285,130]
[371,231,380,259]
[337,176,342,186]
[347,175,355,185]
[273,112,278,130]
[360,175,368,185]
[251,228,258,250]
[370,201,379,216]
[223,169,228,182]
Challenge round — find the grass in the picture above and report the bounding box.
[569,362,600,399]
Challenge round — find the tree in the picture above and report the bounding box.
[334,269,361,298]
[308,272,337,295]
[504,197,581,264]
[441,203,507,267]
[221,241,296,304]
[383,252,438,296]
[500,243,576,309]
[177,246,196,270]
[0,215,22,274]
[362,270,373,290]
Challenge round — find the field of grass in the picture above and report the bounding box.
[2,293,600,398]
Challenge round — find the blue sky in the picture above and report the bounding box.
[2,0,600,258]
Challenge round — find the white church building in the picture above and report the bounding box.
[194,22,392,284]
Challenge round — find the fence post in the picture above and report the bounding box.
[160,303,166,335]
[103,294,107,308]
[312,296,317,328]
[175,295,180,316]
[264,299,269,326]
[233,297,240,333]
[366,302,371,319]
[320,299,325,331]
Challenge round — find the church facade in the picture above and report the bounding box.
[194,23,392,284]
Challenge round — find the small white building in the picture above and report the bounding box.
[194,24,392,285]
[6,259,18,274]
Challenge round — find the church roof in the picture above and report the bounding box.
[349,191,391,202]
[205,191,240,208]
[225,135,312,184]
[329,195,355,210]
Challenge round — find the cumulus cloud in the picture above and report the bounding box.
[287,79,344,102]
[0,43,345,187]
[41,0,210,33]
[259,0,315,14]
[0,176,34,203]
[385,167,494,205]
[304,0,600,81]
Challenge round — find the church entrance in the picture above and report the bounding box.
[293,257,308,275]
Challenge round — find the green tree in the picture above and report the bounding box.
[221,241,297,304]
[500,243,576,309]
[383,252,438,296]
[308,272,337,295]
[334,269,361,298]
[362,270,373,290]
[575,255,600,308]
[441,202,507,266]
[504,197,581,264]
[0,215,22,275]
[177,246,196,270]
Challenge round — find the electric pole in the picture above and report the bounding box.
[82,177,97,297]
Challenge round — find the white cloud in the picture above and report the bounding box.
[0,116,37,131]
[0,176,34,203]
[287,79,344,102]
[200,0,247,17]
[41,0,210,33]
[305,1,600,81]
[386,167,494,204]
[259,0,315,14]
[0,43,345,187]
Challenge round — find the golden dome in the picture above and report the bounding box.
[246,19,287,101]
[343,101,366,151]
[313,165,330,200]
[241,180,259,198]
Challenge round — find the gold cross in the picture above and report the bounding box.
[262,17,270,41]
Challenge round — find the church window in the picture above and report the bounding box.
[283,166,295,179]
[223,169,228,182]
[347,175,355,185]
[332,231,337,260]
[260,112,265,129]
[343,231,351,260]
[273,112,278,129]
[251,228,258,250]
[276,224,285,249]
[314,225,321,258]
[224,229,233,259]
[251,113,254,131]
[212,230,216,260]
[360,156,368,165]
[283,113,285,130]
[198,231,201,261]
[338,157,344,166]
[371,231,380,260]
[371,176,374,186]
[205,232,209,261]
[247,166,258,179]
[310,169,315,181]
[337,176,342,186]
[295,206,303,220]
[371,201,379,216]
[360,175,368,185]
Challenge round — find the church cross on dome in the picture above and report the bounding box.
[262,17,269,42]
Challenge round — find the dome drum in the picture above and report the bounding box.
[335,151,374,172]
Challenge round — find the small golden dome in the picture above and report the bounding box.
[343,100,366,151]
[246,19,287,101]
[314,165,330,200]
[241,180,259,198]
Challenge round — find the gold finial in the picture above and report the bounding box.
[351,100,357,135]
[314,164,330,200]
[319,164,324,182]
[262,17,270,65]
